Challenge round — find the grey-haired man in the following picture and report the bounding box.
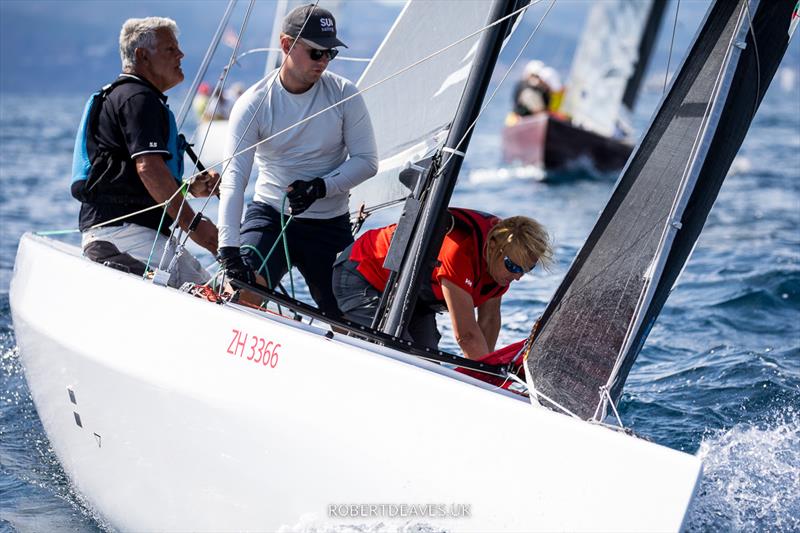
[217,4,377,317]
[75,17,219,287]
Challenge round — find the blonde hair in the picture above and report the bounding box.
[486,216,554,272]
[119,17,179,71]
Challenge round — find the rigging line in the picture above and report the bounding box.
[156,0,258,273]
[744,0,762,122]
[530,386,581,419]
[163,0,257,271]
[188,0,256,168]
[144,191,178,277]
[436,0,555,180]
[595,385,625,429]
[279,194,295,298]
[84,185,185,231]
[598,2,750,410]
[663,0,681,94]
[169,0,257,262]
[179,0,321,253]
[177,0,541,191]
[176,0,238,130]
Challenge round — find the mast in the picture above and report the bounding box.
[621,0,669,112]
[525,0,796,420]
[378,0,523,337]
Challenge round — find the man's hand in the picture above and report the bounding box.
[217,246,256,286]
[190,218,219,256]
[286,177,326,215]
[188,170,220,198]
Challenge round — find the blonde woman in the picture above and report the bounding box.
[333,208,553,359]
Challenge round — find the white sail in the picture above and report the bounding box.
[560,0,654,138]
[349,0,496,216]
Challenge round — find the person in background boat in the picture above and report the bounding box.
[217,4,378,317]
[73,17,219,288]
[203,85,232,121]
[511,60,563,117]
[192,81,212,121]
[227,82,246,102]
[332,208,553,360]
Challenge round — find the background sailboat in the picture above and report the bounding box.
[501,0,668,173]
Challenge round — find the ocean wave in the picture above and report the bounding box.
[685,409,800,531]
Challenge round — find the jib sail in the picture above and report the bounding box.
[526,0,795,420]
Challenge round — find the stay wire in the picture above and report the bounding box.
[175,0,238,130]
[663,0,681,94]
[185,0,256,190]
[168,0,257,262]
[744,0,761,122]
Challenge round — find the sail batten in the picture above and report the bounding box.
[526,0,795,420]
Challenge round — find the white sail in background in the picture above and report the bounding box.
[560,0,654,138]
[349,0,495,216]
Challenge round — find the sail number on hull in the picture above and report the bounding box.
[227,328,281,368]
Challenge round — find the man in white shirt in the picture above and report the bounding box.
[217,4,378,317]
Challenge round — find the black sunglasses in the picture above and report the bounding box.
[504,256,536,275]
[308,47,338,61]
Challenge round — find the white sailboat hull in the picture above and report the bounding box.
[10,233,701,532]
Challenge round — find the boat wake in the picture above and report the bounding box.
[467,164,546,184]
[685,408,800,531]
[467,162,621,185]
[278,514,454,532]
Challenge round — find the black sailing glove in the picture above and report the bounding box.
[286,177,326,216]
[217,246,256,286]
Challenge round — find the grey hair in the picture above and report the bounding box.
[119,17,179,71]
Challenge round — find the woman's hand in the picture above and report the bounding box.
[441,279,490,360]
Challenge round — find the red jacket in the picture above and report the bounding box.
[349,208,508,308]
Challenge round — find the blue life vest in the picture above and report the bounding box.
[70,77,186,204]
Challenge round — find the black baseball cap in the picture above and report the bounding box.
[282,4,347,49]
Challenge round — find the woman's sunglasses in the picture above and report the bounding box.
[308,48,339,61]
[504,256,536,275]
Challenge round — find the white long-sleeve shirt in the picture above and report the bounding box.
[218,70,378,248]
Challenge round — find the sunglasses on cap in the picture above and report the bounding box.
[504,256,536,275]
[308,47,338,61]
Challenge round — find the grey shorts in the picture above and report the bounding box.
[332,245,382,327]
[81,223,210,288]
[332,243,441,349]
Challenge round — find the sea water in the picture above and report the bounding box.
[1,81,798,532]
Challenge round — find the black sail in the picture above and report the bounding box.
[525,0,795,420]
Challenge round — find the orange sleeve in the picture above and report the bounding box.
[432,233,477,299]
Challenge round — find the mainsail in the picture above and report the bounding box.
[560,0,667,138]
[526,0,795,420]
[348,0,500,216]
